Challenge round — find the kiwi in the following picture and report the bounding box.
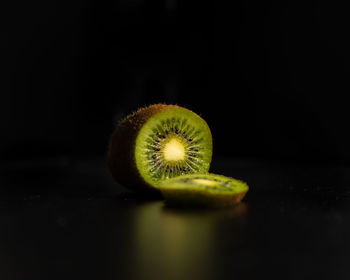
[158,173,248,207]
[107,104,213,192]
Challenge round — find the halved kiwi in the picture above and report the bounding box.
[107,104,213,192]
[158,173,248,207]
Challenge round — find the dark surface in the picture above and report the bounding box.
[1,157,350,280]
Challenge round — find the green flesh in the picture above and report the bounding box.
[158,173,249,194]
[158,173,248,207]
[135,108,212,187]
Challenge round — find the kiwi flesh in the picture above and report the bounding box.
[107,104,213,192]
[158,173,248,207]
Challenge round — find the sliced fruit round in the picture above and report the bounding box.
[158,173,249,207]
[107,104,213,192]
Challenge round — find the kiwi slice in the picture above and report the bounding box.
[158,173,248,207]
[107,104,213,192]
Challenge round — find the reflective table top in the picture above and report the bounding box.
[1,157,349,280]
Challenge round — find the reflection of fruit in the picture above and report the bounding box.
[132,201,215,280]
[130,200,248,280]
[158,173,249,207]
[107,104,212,192]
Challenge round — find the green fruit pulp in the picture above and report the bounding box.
[135,108,212,188]
[158,173,248,194]
[158,173,249,207]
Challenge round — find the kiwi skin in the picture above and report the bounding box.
[107,104,200,193]
[162,190,247,208]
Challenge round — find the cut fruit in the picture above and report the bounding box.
[158,173,248,207]
[107,104,213,192]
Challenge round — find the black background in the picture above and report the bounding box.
[2,0,350,162]
[2,2,350,280]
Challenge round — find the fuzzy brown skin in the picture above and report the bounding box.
[107,104,182,192]
[162,190,248,208]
